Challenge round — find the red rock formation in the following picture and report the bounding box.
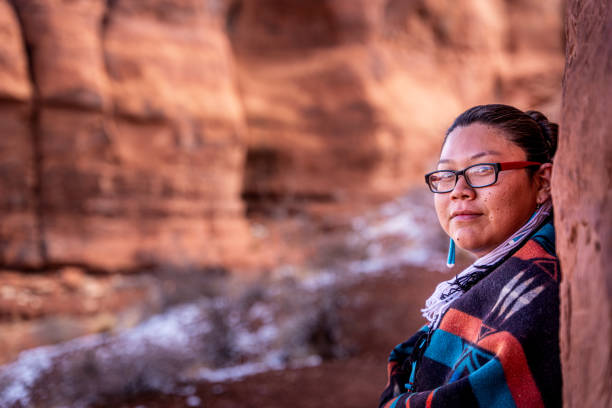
[0,0,565,271]
[0,0,38,267]
[232,0,564,214]
[0,0,256,363]
[553,1,612,406]
[0,0,565,363]
[5,0,252,271]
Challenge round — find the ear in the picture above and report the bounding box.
[534,163,552,204]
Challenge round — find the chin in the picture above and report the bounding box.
[453,235,486,255]
[457,239,494,258]
[456,242,480,253]
[452,228,479,246]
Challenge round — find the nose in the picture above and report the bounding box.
[450,173,476,199]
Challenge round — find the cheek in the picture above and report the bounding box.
[484,181,537,228]
[483,189,514,223]
[481,191,503,220]
[434,195,450,233]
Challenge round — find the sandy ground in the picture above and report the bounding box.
[94,265,452,408]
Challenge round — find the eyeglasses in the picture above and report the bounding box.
[424,161,542,193]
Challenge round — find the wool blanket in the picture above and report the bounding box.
[379,218,561,407]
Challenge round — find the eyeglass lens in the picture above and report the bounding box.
[429,164,496,192]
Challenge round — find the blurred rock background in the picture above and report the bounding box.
[0,0,564,406]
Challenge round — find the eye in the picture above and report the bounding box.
[471,165,495,175]
[431,172,454,182]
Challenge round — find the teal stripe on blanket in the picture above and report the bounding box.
[469,358,516,408]
[423,329,465,370]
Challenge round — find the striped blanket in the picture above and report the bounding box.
[379,219,561,407]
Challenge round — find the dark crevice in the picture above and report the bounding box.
[242,191,336,203]
[1,262,117,276]
[2,261,231,277]
[7,0,48,265]
[101,0,118,77]
[37,99,106,113]
[225,0,243,34]
[241,191,336,217]
[100,0,120,143]
[113,111,170,125]
[240,147,338,217]
[102,0,119,29]
[0,96,30,106]
[1,262,154,276]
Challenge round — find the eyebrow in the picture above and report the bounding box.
[438,150,503,164]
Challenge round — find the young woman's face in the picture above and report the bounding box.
[434,123,542,258]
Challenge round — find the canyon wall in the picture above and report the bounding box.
[0,0,564,273]
[2,0,251,273]
[553,1,612,406]
[232,0,564,213]
[0,0,564,363]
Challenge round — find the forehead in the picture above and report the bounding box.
[440,123,526,163]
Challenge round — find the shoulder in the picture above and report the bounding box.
[511,234,560,284]
[447,235,560,329]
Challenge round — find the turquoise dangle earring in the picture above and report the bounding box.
[446,237,455,268]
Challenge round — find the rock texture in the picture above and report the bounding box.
[553,1,612,406]
[0,0,37,267]
[0,0,255,363]
[5,0,251,271]
[0,0,564,363]
[0,0,564,271]
[232,0,564,214]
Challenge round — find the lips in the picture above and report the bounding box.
[450,210,483,221]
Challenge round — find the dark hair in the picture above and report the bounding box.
[444,104,558,165]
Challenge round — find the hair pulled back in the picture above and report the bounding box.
[444,104,558,164]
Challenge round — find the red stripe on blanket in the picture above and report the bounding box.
[478,332,545,408]
[439,308,481,343]
[383,398,395,408]
[386,361,397,387]
[425,391,434,408]
[440,309,545,408]
[513,240,560,281]
[514,240,554,261]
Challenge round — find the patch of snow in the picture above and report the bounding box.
[346,192,447,274]
[234,323,279,352]
[195,361,277,383]
[0,300,214,408]
[0,348,53,408]
[192,353,321,384]
[300,271,337,291]
[0,191,445,407]
[186,395,201,407]
[248,302,273,323]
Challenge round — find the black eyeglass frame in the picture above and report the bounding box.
[424,161,542,193]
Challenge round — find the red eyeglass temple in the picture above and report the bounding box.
[498,161,543,170]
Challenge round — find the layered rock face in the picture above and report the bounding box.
[0,0,252,363]
[0,0,564,363]
[232,0,564,213]
[3,0,250,271]
[0,0,37,267]
[553,1,612,406]
[0,0,565,272]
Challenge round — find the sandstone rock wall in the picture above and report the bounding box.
[553,1,612,406]
[232,0,565,214]
[2,0,251,272]
[0,0,564,363]
[0,0,37,267]
[0,0,564,273]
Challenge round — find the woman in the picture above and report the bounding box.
[379,104,561,407]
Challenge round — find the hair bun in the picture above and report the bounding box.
[525,110,558,161]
